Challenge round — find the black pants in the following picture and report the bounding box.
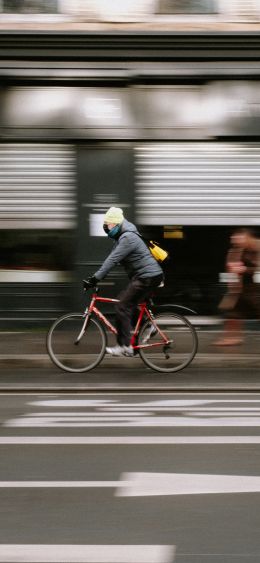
[115,274,164,346]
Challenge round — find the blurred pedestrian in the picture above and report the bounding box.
[214,228,260,346]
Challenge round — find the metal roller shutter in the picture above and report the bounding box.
[135,143,260,226]
[0,144,76,229]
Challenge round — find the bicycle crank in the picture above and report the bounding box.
[163,341,173,359]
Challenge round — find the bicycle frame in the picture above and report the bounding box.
[84,291,170,350]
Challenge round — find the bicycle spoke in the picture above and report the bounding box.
[47,313,106,373]
[138,311,197,373]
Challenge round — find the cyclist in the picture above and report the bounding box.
[84,206,164,356]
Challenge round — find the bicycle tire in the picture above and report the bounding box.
[47,312,107,373]
[138,307,198,373]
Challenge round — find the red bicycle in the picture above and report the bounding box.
[47,285,198,373]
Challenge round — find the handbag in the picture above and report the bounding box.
[122,230,169,264]
[148,240,169,263]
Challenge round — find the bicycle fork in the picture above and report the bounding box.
[74,311,90,345]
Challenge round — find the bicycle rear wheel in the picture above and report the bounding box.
[47,313,106,373]
[138,309,198,373]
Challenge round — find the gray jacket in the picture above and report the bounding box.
[94,219,163,281]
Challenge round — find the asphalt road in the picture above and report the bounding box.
[0,391,260,562]
[0,365,260,391]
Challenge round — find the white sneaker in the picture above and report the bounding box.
[106,345,125,356]
[106,345,134,357]
[123,345,134,357]
[146,324,157,338]
[142,324,157,344]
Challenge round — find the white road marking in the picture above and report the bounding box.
[103,407,260,412]
[30,400,119,407]
[1,473,260,496]
[0,544,174,562]
[7,398,260,428]
[117,472,260,497]
[29,399,260,408]
[20,409,260,415]
[6,416,260,427]
[0,481,121,487]
[28,412,151,417]
[0,436,260,444]
[30,399,212,407]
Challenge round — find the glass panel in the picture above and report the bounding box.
[0,231,75,272]
[158,0,217,14]
[3,0,58,13]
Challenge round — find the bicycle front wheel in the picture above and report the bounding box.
[138,309,198,373]
[47,313,106,373]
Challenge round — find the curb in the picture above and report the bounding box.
[0,388,260,394]
[0,353,259,368]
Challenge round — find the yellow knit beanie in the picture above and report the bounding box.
[104,207,124,225]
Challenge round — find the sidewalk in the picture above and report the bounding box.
[0,328,259,392]
[1,19,260,31]
[0,327,259,369]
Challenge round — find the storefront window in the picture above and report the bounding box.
[0,231,75,272]
[158,0,217,14]
[2,0,58,13]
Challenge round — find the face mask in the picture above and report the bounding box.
[108,224,121,239]
[103,223,110,235]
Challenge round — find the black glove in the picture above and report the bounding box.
[83,276,97,291]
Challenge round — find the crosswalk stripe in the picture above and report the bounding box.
[0,544,174,562]
[30,399,260,407]
[0,481,119,487]
[6,416,260,427]
[0,436,260,444]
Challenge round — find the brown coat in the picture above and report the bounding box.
[219,239,260,318]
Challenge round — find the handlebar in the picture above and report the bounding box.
[83,280,99,293]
